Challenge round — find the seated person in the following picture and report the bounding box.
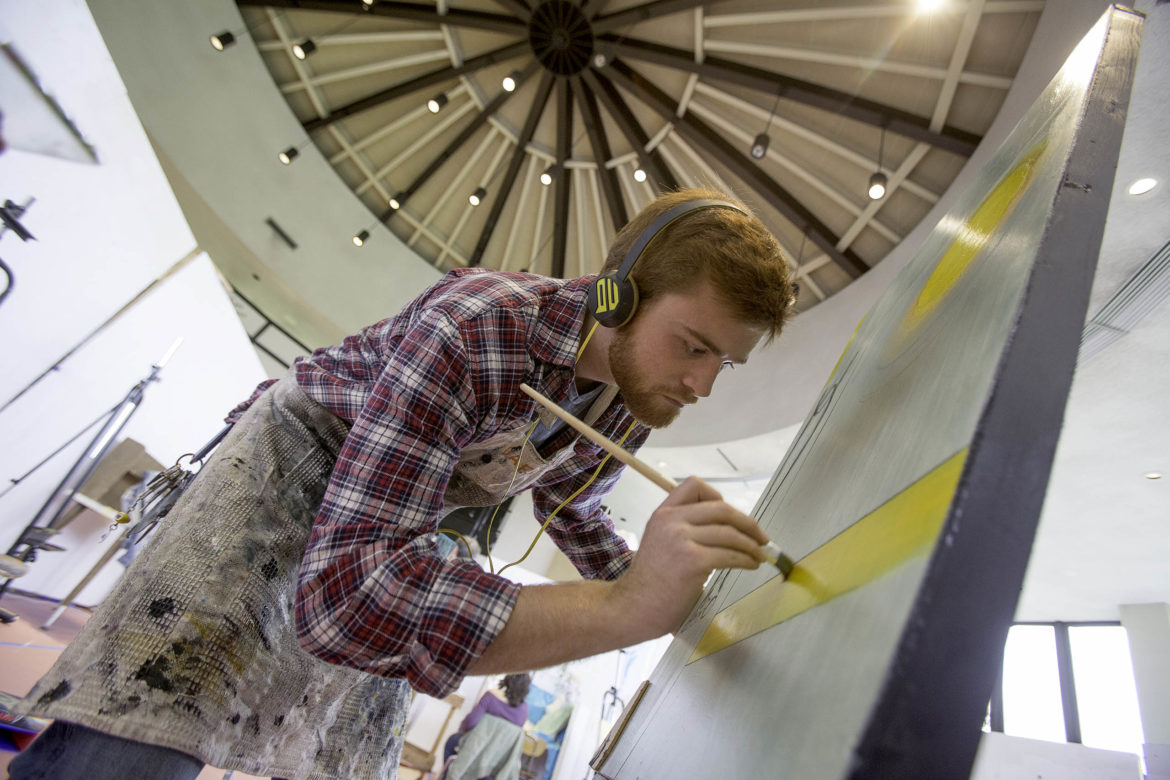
[443,673,531,766]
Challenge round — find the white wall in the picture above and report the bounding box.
[0,0,268,602]
[84,0,443,348]
[970,732,1141,780]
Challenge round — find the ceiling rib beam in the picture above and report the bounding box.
[600,36,981,156]
[932,0,986,131]
[587,168,609,273]
[701,40,1012,90]
[281,49,451,93]
[238,0,528,34]
[437,135,512,267]
[485,0,532,20]
[581,70,679,192]
[257,30,444,50]
[357,98,475,194]
[501,155,541,270]
[408,128,498,246]
[664,133,737,200]
[573,77,629,232]
[605,59,868,278]
[302,41,528,131]
[575,167,589,276]
[553,78,573,278]
[691,81,941,204]
[529,171,552,272]
[470,72,557,267]
[592,0,734,32]
[686,101,902,245]
[384,62,540,220]
[703,1,1041,27]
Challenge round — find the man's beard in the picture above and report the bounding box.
[608,327,683,429]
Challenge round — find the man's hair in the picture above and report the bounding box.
[500,673,531,707]
[601,187,797,342]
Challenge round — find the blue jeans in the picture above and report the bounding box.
[8,720,204,780]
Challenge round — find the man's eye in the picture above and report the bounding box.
[686,342,706,355]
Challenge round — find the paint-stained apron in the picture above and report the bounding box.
[17,370,611,780]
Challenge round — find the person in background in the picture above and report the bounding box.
[442,673,531,769]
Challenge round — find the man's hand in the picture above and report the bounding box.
[467,476,768,676]
[613,476,769,639]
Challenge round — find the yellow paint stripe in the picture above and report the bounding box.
[689,448,968,664]
[825,313,866,385]
[898,140,1047,340]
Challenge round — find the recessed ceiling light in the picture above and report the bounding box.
[1128,178,1157,196]
[918,0,944,11]
[1146,472,1163,480]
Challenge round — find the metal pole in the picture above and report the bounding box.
[0,340,182,599]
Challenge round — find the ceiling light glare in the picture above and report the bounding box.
[210,31,236,51]
[633,167,647,183]
[352,230,369,247]
[292,39,316,60]
[868,172,888,200]
[917,0,944,11]
[1146,472,1163,480]
[1128,177,1157,196]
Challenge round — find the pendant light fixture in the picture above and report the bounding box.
[868,127,888,200]
[751,90,782,160]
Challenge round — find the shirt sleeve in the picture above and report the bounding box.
[224,378,279,423]
[460,694,493,732]
[293,309,522,698]
[530,425,649,581]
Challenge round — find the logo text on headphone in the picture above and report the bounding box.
[594,278,621,314]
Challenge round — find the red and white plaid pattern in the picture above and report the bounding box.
[231,269,646,696]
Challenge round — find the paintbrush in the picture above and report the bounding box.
[519,383,794,577]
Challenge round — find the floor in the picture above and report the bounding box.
[0,591,266,779]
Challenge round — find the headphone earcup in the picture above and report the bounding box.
[587,274,639,328]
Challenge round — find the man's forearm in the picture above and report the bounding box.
[467,580,654,675]
[467,477,771,676]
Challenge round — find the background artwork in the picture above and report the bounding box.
[592,8,1143,779]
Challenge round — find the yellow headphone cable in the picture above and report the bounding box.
[438,320,639,575]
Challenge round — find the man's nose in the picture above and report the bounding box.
[682,360,720,399]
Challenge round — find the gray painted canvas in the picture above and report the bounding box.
[593,7,1143,779]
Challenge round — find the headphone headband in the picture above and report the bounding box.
[587,198,746,329]
[613,198,746,283]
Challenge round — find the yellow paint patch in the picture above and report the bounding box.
[688,448,968,664]
[897,140,1048,341]
[825,314,866,385]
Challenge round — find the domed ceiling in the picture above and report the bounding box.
[237,0,1041,313]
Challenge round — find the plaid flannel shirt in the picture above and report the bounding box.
[230,269,647,697]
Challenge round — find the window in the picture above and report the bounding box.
[990,622,1145,769]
